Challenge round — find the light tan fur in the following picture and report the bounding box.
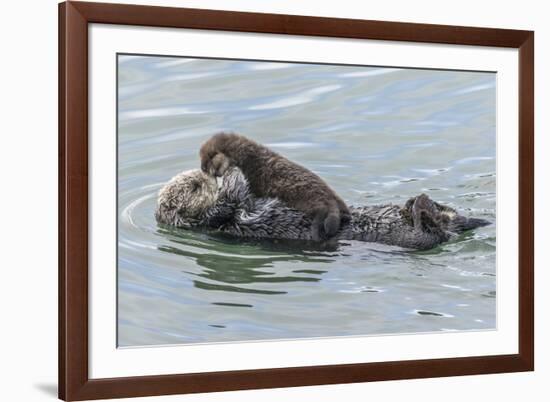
[155,169,217,227]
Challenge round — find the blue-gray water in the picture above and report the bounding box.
[117,55,496,347]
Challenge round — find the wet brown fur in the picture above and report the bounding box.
[200,132,350,240]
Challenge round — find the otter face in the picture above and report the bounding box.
[155,169,218,227]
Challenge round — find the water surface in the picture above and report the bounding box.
[117,55,496,347]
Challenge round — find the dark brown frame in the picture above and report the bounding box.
[59,1,534,400]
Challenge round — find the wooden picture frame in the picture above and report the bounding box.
[59,1,534,400]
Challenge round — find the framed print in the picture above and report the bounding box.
[59,1,534,400]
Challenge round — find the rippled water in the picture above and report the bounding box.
[117,54,496,347]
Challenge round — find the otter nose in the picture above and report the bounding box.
[201,161,208,173]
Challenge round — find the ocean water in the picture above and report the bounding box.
[117,55,496,347]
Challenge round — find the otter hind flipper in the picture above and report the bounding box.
[464,217,491,230]
[310,206,336,241]
[321,200,344,239]
[324,210,340,238]
[447,215,491,233]
[336,197,351,223]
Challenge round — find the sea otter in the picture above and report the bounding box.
[199,132,350,241]
[155,168,490,250]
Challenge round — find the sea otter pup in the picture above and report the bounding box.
[155,167,490,250]
[199,132,350,241]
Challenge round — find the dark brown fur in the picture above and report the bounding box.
[200,132,350,240]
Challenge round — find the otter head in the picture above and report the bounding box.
[201,152,231,177]
[199,132,237,177]
[155,169,218,228]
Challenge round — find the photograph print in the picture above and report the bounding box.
[117,54,496,347]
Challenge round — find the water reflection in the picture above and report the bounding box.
[156,226,334,295]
